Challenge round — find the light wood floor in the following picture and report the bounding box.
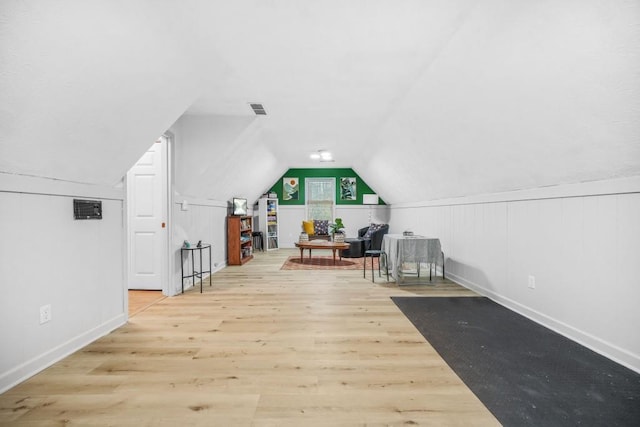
[128,290,166,317]
[0,249,499,426]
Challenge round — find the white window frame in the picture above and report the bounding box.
[305,177,335,221]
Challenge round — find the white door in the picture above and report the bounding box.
[127,139,167,290]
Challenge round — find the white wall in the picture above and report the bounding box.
[0,174,126,393]
[172,115,284,203]
[278,206,306,248]
[277,205,391,248]
[0,1,219,187]
[390,177,640,373]
[170,198,228,295]
[168,120,254,294]
[356,0,640,205]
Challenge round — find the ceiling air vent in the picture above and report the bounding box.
[250,103,267,115]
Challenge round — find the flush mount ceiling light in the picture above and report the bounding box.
[249,103,267,115]
[310,150,334,162]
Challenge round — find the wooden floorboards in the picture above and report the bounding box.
[0,249,499,426]
[128,290,165,317]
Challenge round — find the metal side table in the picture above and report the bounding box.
[180,244,212,293]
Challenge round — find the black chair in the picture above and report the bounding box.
[364,249,389,282]
[337,224,389,258]
[358,224,389,252]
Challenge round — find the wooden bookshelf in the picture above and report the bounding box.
[227,215,253,265]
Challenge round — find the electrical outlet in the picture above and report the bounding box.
[528,275,536,289]
[39,304,52,324]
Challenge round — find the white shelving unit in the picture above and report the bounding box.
[258,198,279,250]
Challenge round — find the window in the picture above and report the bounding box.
[305,178,335,220]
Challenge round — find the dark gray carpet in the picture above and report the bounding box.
[392,296,640,427]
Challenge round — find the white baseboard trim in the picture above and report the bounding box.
[0,314,127,394]
[446,272,640,374]
[213,262,227,273]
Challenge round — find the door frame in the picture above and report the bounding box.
[163,132,175,296]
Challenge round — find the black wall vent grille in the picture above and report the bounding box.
[74,199,102,220]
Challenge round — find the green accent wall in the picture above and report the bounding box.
[269,168,385,206]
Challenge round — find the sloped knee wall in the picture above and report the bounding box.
[390,178,640,373]
[0,175,126,393]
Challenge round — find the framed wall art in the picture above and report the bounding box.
[339,177,356,200]
[283,177,299,200]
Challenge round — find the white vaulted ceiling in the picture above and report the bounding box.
[1,0,639,204]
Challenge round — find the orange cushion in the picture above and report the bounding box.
[302,220,315,234]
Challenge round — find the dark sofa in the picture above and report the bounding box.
[342,224,389,257]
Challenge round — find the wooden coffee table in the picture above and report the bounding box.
[295,241,350,265]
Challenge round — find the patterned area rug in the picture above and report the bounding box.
[281,255,379,270]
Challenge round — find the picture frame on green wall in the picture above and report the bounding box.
[339,177,356,200]
[283,177,299,200]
